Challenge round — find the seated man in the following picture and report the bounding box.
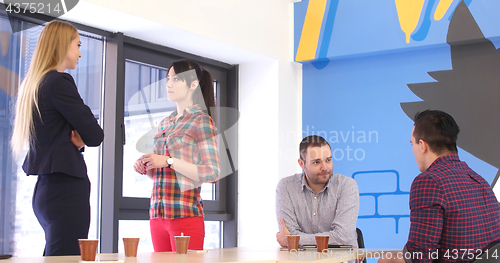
[380,110,500,263]
[276,135,359,247]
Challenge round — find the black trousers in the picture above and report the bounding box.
[32,172,91,256]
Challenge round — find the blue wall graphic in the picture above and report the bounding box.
[295,0,500,259]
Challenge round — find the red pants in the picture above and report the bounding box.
[150,217,205,252]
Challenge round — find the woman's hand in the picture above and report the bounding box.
[70,130,85,150]
[142,154,168,170]
[133,157,147,175]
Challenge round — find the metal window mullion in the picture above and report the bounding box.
[100,32,125,253]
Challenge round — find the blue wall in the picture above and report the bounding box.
[296,0,500,256]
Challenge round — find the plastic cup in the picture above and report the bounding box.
[315,235,329,252]
[174,236,190,254]
[286,235,300,252]
[78,239,99,261]
[123,238,140,257]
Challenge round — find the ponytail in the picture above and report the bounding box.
[197,67,215,118]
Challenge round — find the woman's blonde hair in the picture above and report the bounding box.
[11,20,78,157]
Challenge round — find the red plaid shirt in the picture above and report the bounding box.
[150,105,219,219]
[405,154,500,262]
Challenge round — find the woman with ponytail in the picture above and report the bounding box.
[133,59,220,252]
[11,20,103,256]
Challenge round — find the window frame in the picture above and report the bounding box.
[101,35,239,252]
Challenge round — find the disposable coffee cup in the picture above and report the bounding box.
[315,235,329,252]
[123,238,140,257]
[174,234,190,254]
[286,235,300,252]
[78,239,99,261]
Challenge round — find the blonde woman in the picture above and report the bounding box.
[133,59,220,252]
[11,21,103,256]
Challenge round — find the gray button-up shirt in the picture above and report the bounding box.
[276,172,359,246]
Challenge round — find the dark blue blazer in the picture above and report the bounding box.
[22,70,104,178]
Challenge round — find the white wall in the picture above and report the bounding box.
[238,60,279,247]
[62,0,302,248]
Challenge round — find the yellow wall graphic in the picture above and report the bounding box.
[434,0,454,20]
[395,0,425,43]
[396,0,456,43]
[295,0,327,62]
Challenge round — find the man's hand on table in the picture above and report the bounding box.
[276,217,366,263]
[276,219,291,247]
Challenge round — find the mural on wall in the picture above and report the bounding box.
[395,0,473,43]
[295,0,500,257]
[401,1,500,183]
[295,0,474,67]
[295,0,336,65]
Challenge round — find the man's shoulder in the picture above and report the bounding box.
[427,154,476,176]
[277,173,303,189]
[330,173,357,186]
[412,170,439,185]
[416,158,489,192]
[418,157,477,181]
[278,173,303,184]
[410,170,446,197]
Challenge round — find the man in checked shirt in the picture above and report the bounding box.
[275,135,360,248]
[379,110,500,263]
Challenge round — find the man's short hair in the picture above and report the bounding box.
[413,110,459,155]
[299,135,331,160]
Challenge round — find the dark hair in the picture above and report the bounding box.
[299,135,331,160]
[169,59,216,118]
[413,110,459,154]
